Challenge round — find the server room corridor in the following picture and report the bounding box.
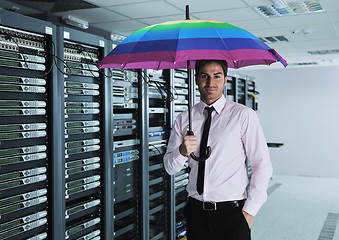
[251,175,339,240]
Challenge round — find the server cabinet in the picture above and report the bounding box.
[112,68,140,239]
[60,27,111,240]
[146,69,170,240]
[169,69,190,240]
[0,9,54,240]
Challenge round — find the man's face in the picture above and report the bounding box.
[196,62,227,105]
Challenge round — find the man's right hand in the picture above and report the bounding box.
[179,135,198,156]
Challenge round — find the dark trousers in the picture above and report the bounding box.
[184,198,251,240]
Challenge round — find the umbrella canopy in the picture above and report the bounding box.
[98,19,287,70]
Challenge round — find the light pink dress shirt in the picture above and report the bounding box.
[163,95,273,216]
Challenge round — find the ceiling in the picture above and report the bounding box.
[1,0,339,69]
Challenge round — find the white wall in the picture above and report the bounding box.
[238,66,339,178]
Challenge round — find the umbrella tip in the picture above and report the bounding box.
[186,5,190,20]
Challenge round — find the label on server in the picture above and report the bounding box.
[0,123,46,132]
[0,218,47,240]
[0,152,47,166]
[65,157,100,169]
[0,100,46,108]
[65,145,100,156]
[65,108,100,115]
[65,61,98,71]
[64,88,99,96]
[0,59,45,71]
[0,130,47,141]
[76,230,100,240]
[0,174,47,191]
[0,109,45,116]
[66,127,100,135]
[0,84,46,93]
[65,163,100,176]
[65,199,100,218]
[65,102,99,108]
[0,189,47,207]
[65,218,100,239]
[65,175,100,189]
[65,81,99,89]
[0,75,46,85]
[0,167,46,182]
[113,139,140,149]
[66,120,100,129]
[0,196,47,217]
[65,181,100,197]
[26,232,48,240]
[65,68,99,78]
[65,139,100,149]
[0,49,45,63]
[0,210,47,233]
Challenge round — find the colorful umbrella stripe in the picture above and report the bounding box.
[98,19,287,69]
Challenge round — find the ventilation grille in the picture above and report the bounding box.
[290,62,318,66]
[308,49,339,55]
[259,36,289,43]
[318,213,339,240]
[255,0,324,17]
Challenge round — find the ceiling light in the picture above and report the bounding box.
[255,0,324,17]
[62,15,89,30]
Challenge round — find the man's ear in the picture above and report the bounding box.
[224,75,228,86]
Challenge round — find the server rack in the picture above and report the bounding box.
[0,9,54,240]
[146,69,170,240]
[169,69,190,240]
[112,68,140,239]
[61,27,110,240]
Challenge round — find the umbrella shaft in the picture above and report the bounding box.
[187,60,193,133]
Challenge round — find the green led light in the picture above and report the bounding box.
[0,203,20,214]
[0,172,20,181]
[0,133,21,139]
[0,125,21,131]
[67,205,83,215]
[0,156,21,165]
[0,180,20,189]
[0,196,21,206]
[0,219,21,232]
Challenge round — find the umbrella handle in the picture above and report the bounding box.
[187,130,212,161]
[190,146,211,162]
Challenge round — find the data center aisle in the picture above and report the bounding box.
[251,175,339,240]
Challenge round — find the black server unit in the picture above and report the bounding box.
[236,77,246,105]
[171,69,189,240]
[147,69,170,240]
[0,10,53,240]
[61,27,108,240]
[246,78,258,111]
[225,75,236,101]
[112,68,140,239]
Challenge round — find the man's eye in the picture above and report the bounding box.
[201,75,208,79]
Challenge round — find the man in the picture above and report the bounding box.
[163,60,273,239]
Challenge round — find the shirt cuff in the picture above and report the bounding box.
[173,146,188,164]
[242,200,263,217]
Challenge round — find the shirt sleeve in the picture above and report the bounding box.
[163,115,188,175]
[241,108,273,216]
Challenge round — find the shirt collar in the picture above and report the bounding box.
[198,95,226,115]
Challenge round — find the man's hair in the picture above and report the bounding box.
[195,60,228,76]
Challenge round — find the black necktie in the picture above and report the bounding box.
[197,106,214,195]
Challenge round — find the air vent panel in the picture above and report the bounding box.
[255,0,324,17]
[308,49,339,55]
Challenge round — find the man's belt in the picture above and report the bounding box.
[188,197,245,211]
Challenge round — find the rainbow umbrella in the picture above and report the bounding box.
[98,21,287,69]
[98,6,287,161]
